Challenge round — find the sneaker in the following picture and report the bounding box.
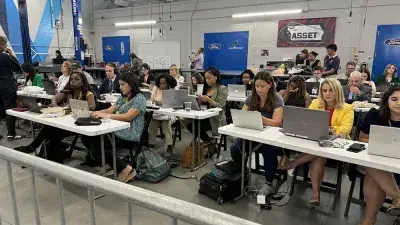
[259,183,272,196]
[14,145,36,153]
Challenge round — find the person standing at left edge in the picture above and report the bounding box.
[0,35,24,140]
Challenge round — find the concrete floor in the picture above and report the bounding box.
[0,122,397,225]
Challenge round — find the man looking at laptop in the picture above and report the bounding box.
[306,66,325,83]
[357,86,400,225]
[343,71,372,103]
[99,63,120,94]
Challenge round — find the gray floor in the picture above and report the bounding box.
[0,123,397,225]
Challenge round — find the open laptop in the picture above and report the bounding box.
[69,99,90,119]
[179,82,192,89]
[231,109,264,131]
[19,96,46,113]
[42,79,57,95]
[376,84,390,93]
[282,106,330,141]
[368,125,400,159]
[181,95,201,111]
[162,89,188,109]
[306,82,320,95]
[142,91,151,100]
[228,85,246,98]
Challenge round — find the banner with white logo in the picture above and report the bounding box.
[277,17,336,47]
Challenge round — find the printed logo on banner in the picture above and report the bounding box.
[105,45,113,51]
[229,40,243,50]
[208,43,221,50]
[385,39,400,46]
[277,17,336,48]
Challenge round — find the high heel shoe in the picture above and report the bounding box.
[388,197,400,217]
[359,218,375,225]
[309,193,320,209]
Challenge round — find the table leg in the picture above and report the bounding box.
[234,139,246,202]
[111,133,117,180]
[30,121,37,155]
[248,141,253,188]
[191,119,207,172]
[100,135,106,175]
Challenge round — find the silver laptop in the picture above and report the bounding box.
[231,109,264,131]
[228,85,246,98]
[69,99,90,119]
[283,106,330,141]
[181,95,201,110]
[196,84,204,95]
[162,89,188,109]
[368,125,400,159]
[306,82,320,95]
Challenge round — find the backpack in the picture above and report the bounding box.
[135,147,171,183]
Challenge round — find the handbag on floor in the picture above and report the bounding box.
[181,140,205,168]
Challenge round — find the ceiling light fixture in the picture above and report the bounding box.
[232,9,303,18]
[115,20,157,27]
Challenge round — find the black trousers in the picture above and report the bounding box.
[0,79,17,136]
[30,126,72,148]
[81,135,136,173]
[186,119,212,142]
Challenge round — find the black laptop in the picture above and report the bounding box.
[19,96,46,113]
[42,79,57,95]
[306,82,320,95]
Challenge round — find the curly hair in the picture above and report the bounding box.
[155,74,177,89]
[287,75,306,99]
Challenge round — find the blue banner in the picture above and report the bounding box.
[204,31,249,71]
[102,36,131,64]
[71,0,82,64]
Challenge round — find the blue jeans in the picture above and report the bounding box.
[230,138,281,183]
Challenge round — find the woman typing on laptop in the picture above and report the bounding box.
[81,72,147,183]
[280,78,354,208]
[230,71,284,196]
[148,74,177,158]
[357,86,400,225]
[186,67,228,159]
[14,72,95,163]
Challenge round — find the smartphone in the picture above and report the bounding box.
[347,143,365,153]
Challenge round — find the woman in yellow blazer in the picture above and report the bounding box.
[281,78,354,208]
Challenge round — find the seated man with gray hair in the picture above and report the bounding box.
[342,71,372,104]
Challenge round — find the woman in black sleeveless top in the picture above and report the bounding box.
[280,76,312,108]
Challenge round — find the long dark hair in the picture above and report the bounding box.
[287,75,306,99]
[379,85,400,122]
[63,72,91,100]
[156,74,177,89]
[191,72,204,85]
[119,72,142,100]
[141,63,152,76]
[239,69,255,83]
[205,67,222,86]
[359,68,371,81]
[249,71,277,113]
[21,63,36,83]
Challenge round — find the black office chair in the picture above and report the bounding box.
[130,111,154,164]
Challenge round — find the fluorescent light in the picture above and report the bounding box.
[115,20,157,27]
[232,9,303,18]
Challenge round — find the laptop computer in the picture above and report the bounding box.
[282,106,330,141]
[179,82,192,89]
[162,90,188,109]
[376,84,390,93]
[142,91,151,100]
[69,99,90,119]
[306,82,320,95]
[231,109,264,131]
[19,96,46,113]
[181,95,201,111]
[228,85,246,98]
[368,125,400,159]
[42,79,57,95]
[196,84,204,95]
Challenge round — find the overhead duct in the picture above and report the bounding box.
[110,0,130,7]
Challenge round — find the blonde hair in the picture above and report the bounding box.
[0,35,8,52]
[317,78,345,109]
[383,64,397,76]
[169,64,180,77]
[62,61,72,75]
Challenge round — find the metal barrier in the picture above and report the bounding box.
[0,146,261,225]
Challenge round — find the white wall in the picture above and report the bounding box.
[93,0,400,71]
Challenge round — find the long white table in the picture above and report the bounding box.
[7,109,130,179]
[17,91,54,100]
[227,96,246,102]
[218,124,400,200]
[152,108,220,171]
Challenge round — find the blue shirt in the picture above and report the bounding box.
[114,94,147,141]
[323,55,340,75]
